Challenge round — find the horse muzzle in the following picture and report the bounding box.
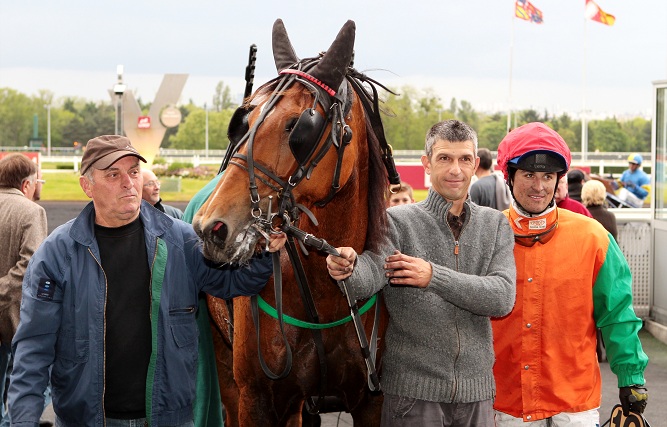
[194,217,262,265]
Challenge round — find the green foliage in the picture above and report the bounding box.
[166,161,194,175]
[212,81,237,112]
[41,172,212,202]
[169,107,235,149]
[518,109,543,125]
[0,88,36,146]
[0,86,654,158]
[588,118,630,152]
[620,118,651,152]
[478,120,507,150]
[382,86,451,150]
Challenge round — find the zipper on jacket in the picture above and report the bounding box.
[88,248,108,426]
[453,241,460,270]
[445,203,469,402]
[149,238,158,322]
[451,240,461,401]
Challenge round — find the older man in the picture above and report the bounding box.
[326,120,516,426]
[0,154,48,426]
[141,168,183,219]
[9,135,286,427]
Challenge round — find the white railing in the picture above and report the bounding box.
[613,211,652,318]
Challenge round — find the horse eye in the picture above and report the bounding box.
[285,117,298,133]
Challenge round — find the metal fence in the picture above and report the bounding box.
[615,216,652,318]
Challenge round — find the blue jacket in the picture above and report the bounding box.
[620,168,650,199]
[9,201,272,426]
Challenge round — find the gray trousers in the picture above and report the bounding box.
[381,394,495,427]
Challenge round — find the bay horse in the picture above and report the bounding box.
[193,19,398,426]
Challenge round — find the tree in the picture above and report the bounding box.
[382,86,422,150]
[212,81,236,112]
[620,117,651,152]
[59,101,114,147]
[518,109,542,125]
[478,120,507,151]
[170,107,235,150]
[588,118,629,152]
[457,100,479,131]
[0,88,35,146]
[381,86,451,151]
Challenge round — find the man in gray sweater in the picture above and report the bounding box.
[327,120,516,427]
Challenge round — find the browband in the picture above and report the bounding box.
[279,69,337,97]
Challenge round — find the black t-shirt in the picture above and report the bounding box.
[95,216,151,419]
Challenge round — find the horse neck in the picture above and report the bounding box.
[308,147,371,254]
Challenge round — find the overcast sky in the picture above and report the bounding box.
[1,0,666,118]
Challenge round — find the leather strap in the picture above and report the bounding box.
[250,251,293,379]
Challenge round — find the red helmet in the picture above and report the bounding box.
[497,122,571,182]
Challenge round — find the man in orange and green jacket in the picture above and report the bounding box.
[492,122,649,426]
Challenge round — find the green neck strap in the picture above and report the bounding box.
[256,294,377,329]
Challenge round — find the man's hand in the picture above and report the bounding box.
[619,386,648,416]
[326,247,357,281]
[267,232,287,253]
[383,250,432,288]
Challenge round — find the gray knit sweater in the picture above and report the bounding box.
[348,189,516,403]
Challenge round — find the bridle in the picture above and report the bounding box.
[219,56,399,412]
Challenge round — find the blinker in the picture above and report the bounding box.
[289,108,327,165]
[228,106,253,146]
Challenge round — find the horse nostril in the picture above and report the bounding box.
[211,221,228,243]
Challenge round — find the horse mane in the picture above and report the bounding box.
[362,115,390,253]
[345,70,394,253]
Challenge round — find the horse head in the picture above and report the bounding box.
[193,19,387,265]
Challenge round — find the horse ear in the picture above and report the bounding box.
[272,19,300,72]
[310,20,356,94]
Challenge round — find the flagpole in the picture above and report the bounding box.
[581,10,589,163]
[507,2,515,133]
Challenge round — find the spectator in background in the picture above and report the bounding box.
[0,154,48,427]
[582,179,618,241]
[387,181,415,207]
[567,169,586,203]
[555,173,593,218]
[469,148,511,211]
[617,154,650,208]
[141,169,184,219]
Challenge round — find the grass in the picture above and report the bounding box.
[41,172,211,202]
[41,171,431,202]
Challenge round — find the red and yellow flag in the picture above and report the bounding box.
[515,0,544,24]
[585,0,615,26]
